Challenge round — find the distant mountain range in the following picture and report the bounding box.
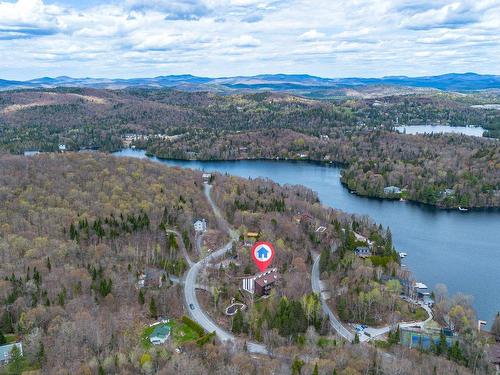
[1,73,499,96]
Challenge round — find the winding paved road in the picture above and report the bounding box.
[184,184,430,352]
[311,253,354,342]
[183,183,268,355]
[312,252,433,343]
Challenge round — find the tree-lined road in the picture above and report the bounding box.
[183,183,268,354]
[311,253,354,342]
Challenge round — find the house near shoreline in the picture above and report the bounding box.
[202,173,212,183]
[384,186,402,195]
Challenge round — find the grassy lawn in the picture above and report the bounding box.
[141,320,202,349]
[317,337,338,348]
[4,334,17,344]
[170,320,200,344]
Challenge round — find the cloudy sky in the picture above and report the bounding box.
[0,0,499,80]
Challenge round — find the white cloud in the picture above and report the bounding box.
[0,0,499,79]
[298,29,326,42]
[230,34,261,47]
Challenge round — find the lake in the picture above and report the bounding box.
[395,125,486,137]
[114,149,500,323]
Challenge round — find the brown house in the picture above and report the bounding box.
[242,268,279,297]
[254,269,279,296]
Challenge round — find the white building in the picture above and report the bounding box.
[193,219,207,232]
[202,173,212,183]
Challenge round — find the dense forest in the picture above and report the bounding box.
[0,88,499,208]
[0,153,494,374]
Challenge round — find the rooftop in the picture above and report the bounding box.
[0,343,22,362]
[255,269,279,287]
[151,325,171,339]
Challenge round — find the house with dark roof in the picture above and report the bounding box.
[137,268,167,289]
[355,246,371,258]
[242,268,279,296]
[254,269,279,296]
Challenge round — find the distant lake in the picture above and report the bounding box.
[395,125,486,137]
[114,149,500,324]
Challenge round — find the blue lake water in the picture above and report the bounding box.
[114,149,500,323]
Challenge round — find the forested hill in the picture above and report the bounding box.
[1,73,500,94]
[0,88,499,208]
[0,153,492,374]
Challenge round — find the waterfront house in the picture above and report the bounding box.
[384,186,402,195]
[202,173,212,183]
[193,219,207,233]
[0,343,23,364]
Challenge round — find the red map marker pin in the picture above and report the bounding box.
[251,241,275,272]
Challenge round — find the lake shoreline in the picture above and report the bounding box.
[138,148,500,210]
[113,148,500,322]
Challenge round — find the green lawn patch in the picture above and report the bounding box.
[170,319,202,344]
[317,337,337,348]
[5,334,17,344]
[140,318,205,349]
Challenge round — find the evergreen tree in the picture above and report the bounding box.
[319,248,330,273]
[138,289,145,305]
[312,363,319,375]
[0,330,6,345]
[8,345,23,375]
[46,257,51,272]
[1,311,14,333]
[491,312,500,340]
[353,333,360,344]
[438,329,447,355]
[37,341,45,365]
[232,308,244,334]
[291,357,304,375]
[149,297,158,319]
